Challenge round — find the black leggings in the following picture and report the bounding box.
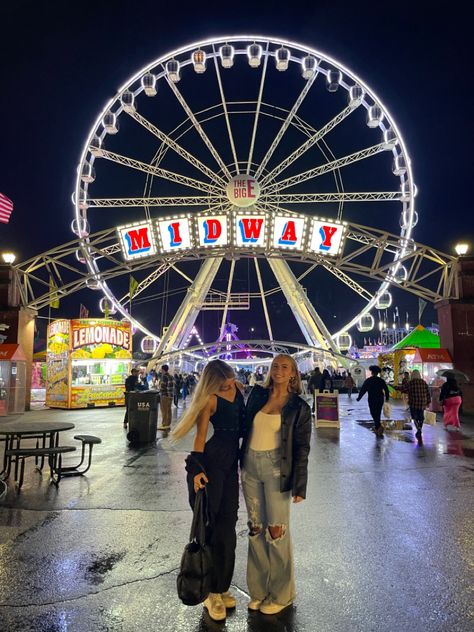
[369,399,384,429]
[187,463,239,593]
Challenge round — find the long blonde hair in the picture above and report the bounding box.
[171,359,235,441]
[263,354,302,394]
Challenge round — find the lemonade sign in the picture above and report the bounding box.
[70,320,132,360]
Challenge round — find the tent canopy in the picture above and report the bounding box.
[391,325,440,351]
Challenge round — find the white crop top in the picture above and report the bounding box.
[249,411,281,451]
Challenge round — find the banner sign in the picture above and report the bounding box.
[315,390,340,428]
[116,211,346,261]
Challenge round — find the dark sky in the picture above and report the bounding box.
[1,0,472,346]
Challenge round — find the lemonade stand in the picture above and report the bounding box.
[46,319,132,409]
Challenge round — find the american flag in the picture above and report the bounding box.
[0,193,14,224]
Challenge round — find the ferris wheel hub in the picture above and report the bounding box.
[225,175,261,208]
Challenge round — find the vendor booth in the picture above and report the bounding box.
[378,325,441,396]
[0,344,27,415]
[412,347,453,412]
[46,319,132,409]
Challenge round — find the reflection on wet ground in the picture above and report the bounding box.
[356,419,474,457]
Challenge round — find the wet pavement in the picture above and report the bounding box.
[0,397,473,632]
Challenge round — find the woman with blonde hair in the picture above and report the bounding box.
[172,359,245,622]
[240,354,311,615]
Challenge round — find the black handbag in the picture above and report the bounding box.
[177,487,212,605]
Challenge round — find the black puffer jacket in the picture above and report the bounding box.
[241,385,312,498]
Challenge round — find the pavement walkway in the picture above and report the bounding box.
[0,397,473,631]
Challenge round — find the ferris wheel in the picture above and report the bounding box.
[72,35,417,359]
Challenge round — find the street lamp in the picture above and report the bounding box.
[454,243,469,256]
[1,252,16,264]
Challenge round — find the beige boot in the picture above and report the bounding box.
[203,593,226,621]
[221,591,236,609]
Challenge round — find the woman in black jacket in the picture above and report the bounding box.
[241,354,312,615]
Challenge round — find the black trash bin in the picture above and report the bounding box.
[126,391,160,444]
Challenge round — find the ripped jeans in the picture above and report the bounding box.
[241,448,295,605]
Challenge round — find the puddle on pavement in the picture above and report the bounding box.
[86,551,126,584]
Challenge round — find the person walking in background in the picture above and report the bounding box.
[344,372,355,398]
[241,354,311,615]
[307,367,322,415]
[173,373,183,407]
[158,364,174,431]
[319,369,333,392]
[172,360,245,622]
[356,365,390,438]
[123,368,139,428]
[439,373,462,431]
[406,369,431,442]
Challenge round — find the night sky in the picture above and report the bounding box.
[1,1,472,348]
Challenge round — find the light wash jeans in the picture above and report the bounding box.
[241,448,295,605]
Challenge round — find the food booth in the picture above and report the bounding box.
[412,347,453,412]
[46,319,132,409]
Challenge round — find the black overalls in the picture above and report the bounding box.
[186,389,245,593]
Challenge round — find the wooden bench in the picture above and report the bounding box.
[5,446,76,489]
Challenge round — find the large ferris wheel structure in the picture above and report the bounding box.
[10,36,459,367]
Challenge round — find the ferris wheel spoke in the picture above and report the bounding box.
[127,110,226,188]
[119,262,174,305]
[98,148,221,195]
[265,143,388,194]
[166,76,232,180]
[212,49,239,174]
[87,195,225,208]
[254,258,274,341]
[261,192,402,204]
[254,74,317,180]
[320,261,373,302]
[261,104,357,187]
[247,43,269,174]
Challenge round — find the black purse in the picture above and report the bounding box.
[177,487,212,605]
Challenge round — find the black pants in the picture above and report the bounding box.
[410,408,424,429]
[187,460,239,593]
[369,399,384,429]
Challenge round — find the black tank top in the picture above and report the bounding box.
[209,388,245,436]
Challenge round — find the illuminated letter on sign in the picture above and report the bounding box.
[309,220,344,256]
[117,221,157,261]
[236,216,266,247]
[273,216,306,250]
[197,216,228,247]
[157,217,192,252]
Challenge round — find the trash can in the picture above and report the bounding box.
[126,391,160,444]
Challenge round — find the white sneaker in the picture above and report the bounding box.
[204,593,226,621]
[259,600,292,615]
[248,598,263,611]
[221,590,236,608]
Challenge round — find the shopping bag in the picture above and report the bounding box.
[424,410,437,425]
[177,488,212,605]
[383,402,392,419]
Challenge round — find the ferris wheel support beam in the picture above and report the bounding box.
[261,192,402,204]
[150,257,223,363]
[254,258,274,341]
[267,258,339,353]
[219,259,236,340]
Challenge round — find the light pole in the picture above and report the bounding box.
[1,252,16,264]
[454,243,469,256]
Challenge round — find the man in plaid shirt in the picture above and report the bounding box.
[407,369,431,441]
[158,364,174,430]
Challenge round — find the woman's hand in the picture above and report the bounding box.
[194,472,208,493]
[292,496,304,504]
